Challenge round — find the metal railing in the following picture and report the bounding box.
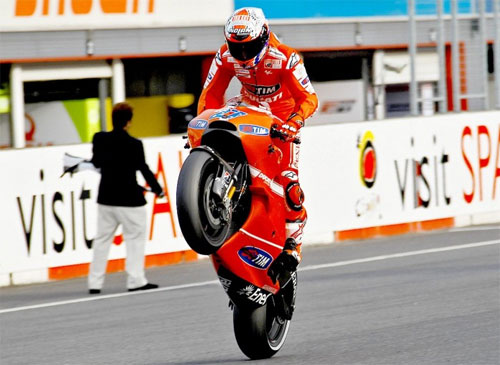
[408,0,498,114]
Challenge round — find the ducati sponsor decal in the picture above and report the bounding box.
[239,124,269,136]
[245,92,283,104]
[244,83,281,96]
[238,246,273,270]
[264,59,282,69]
[237,285,271,305]
[286,52,300,69]
[249,166,284,196]
[210,108,247,120]
[188,119,208,129]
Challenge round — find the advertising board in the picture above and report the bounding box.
[300,111,500,240]
[0,111,499,286]
[0,0,233,31]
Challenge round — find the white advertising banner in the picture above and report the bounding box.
[0,136,189,280]
[300,111,500,240]
[0,0,233,32]
[0,111,499,284]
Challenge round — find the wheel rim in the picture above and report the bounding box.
[266,299,290,350]
[202,172,222,229]
[198,163,229,245]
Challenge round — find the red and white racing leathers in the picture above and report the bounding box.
[198,32,319,259]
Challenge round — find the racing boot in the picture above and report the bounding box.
[268,237,300,320]
[267,237,301,285]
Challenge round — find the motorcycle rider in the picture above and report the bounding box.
[198,7,318,284]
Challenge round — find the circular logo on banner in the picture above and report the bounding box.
[359,131,377,188]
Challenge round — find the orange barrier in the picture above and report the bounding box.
[48,250,197,280]
[335,217,455,241]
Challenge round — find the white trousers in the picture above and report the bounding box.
[88,204,148,290]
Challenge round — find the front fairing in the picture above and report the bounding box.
[186,105,287,303]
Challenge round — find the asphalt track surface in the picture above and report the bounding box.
[1,225,499,365]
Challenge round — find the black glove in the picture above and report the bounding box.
[267,250,299,284]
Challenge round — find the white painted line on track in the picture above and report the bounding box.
[1,239,499,315]
[0,280,219,315]
[299,239,500,272]
[449,226,500,233]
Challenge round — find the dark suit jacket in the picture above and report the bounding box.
[91,129,162,207]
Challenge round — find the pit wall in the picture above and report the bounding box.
[1,111,499,286]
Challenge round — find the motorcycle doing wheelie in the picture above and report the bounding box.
[176,100,299,359]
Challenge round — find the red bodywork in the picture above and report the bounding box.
[187,105,287,293]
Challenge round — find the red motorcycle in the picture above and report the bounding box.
[176,101,298,359]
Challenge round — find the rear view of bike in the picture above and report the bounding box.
[176,103,297,359]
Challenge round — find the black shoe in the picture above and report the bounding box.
[128,283,159,292]
[89,289,101,294]
[267,245,300,284]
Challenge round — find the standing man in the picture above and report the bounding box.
[198,7,318,283]
[88,102,164,294]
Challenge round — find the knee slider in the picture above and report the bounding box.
[281,170,304,211]
[285,182,304,211]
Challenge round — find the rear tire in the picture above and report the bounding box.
[233,300,290,359]
[176,150,230,255]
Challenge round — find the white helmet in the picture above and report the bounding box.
[224,7,270,69]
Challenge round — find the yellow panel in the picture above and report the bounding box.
[125,96,170,137]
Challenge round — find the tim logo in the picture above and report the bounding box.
[245,83,281,96]
[238,247,273,270]
[188,119,208,129]
[210,108,247,120]
[239,124,269,136]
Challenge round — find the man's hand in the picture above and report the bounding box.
[272,113,304,143]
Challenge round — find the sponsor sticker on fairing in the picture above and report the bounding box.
[238,246,273,269]
[237,285,271,305]
[210,108,247,120]
[239,124,270,136]
[188,119,208,129]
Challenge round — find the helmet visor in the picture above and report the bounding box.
[227,36,266,62]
